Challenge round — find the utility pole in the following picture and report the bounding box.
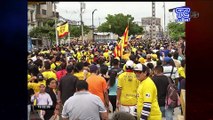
[54,2,59,46]
[92,9,97,43]
[80,2,85,43]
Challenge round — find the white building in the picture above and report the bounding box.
[141,17,163,41]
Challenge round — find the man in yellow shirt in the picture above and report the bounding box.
[42,61,57,80]
[134,63,161,120]
[117,60,139,115]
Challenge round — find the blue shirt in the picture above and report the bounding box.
[109,79,118,96]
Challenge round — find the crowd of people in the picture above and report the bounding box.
[28,37,186,120]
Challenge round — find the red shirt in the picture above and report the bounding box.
[56,69,67,82]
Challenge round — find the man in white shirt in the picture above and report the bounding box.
[62,80,108,120]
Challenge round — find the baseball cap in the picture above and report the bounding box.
[138,57,145,64]
[125,60,134,69]
[90,65,98,72]
[134,63,143,71]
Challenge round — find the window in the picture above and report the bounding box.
[36,5,40,14]
[30,10,34,22]
[42,9,46,15]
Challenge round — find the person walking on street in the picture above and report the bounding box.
[134,64,162,120]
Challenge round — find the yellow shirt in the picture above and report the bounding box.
[74,71,91,80]
[178,67,186,78]
[137,77,161,120]
[103,52,109,60]
[28,80,46,93]
[42,71,57,80]
[117,72,139,105]
[28,74,31,82]
[51,62,61,70]
[122,53,131,60]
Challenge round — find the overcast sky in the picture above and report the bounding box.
[56,2,185,30]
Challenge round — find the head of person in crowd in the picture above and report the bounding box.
[34,59,43,68]
[153,65,164,75]
[36,73,44,82]
[76,80,88,91]
[89,64,99,74]
[112,58,120,67]
[147,62,154,70]
[111,111,136,120]
[125,60,134,71]
[163,57,172,65]
[173,52,179,60]
[28,64,40,76]
[156,59,162,66]
[129,54,136,63]
[39,83,46,93]
[100,64,108,76]
[146,54,152,62]
[66,64,75,74]
[46,78,57,89]
[74,62,84,73]
[134,64,150,81]
[181,59,186,68]
[60,62,67,70]
[168,53,172,58]
[44,61,51,70]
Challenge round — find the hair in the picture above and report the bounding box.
[100,65,108,75]
[28,64,39,76]
[75,62,84,72]
[141,64,150,77]
[129,54,136,62]
[44,61,51,70]
[109,70,117,87]
[46,78,55,87]
[168,53,172,58]
[113,59,119,66]
[67,65,74,73]
[34,59,43,68]
[156,60,162,66]
[181,59,185,67]
[60,62,67,70]
[154,65,164,73]
[173,52,179,60]
[56,56,61,62]
[147,63,154,70]
[76,80,88,91]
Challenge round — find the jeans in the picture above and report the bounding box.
[160,106,173,120]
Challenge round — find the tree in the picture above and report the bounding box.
[69,25,91,37]
[29,19,56,42]
[97,13,143,36]
[167,22,185,41]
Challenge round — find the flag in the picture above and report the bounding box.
[57,22,69,38]
[114,26,129,58]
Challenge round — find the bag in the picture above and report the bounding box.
[166,66,180,108]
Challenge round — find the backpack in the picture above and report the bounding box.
[165,66,181,108]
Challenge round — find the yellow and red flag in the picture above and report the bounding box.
[57,22,69,38]
[114,26,129,58]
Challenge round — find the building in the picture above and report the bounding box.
[94,32,118,44]
[141,17,163,41]
[28,2,59,49]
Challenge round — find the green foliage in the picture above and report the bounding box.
[167,22,185,41]
[97,13,143,36]
[69,25,91,37]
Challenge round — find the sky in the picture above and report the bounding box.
[56,2,185,30]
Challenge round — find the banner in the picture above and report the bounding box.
[57,22,69,38]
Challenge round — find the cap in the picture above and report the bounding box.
[134,63,143,71]
[138,57,145,64]
[151,54,158,60]
[164,57,172,63]
[90,65,98,72]
[125,60,134,69]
